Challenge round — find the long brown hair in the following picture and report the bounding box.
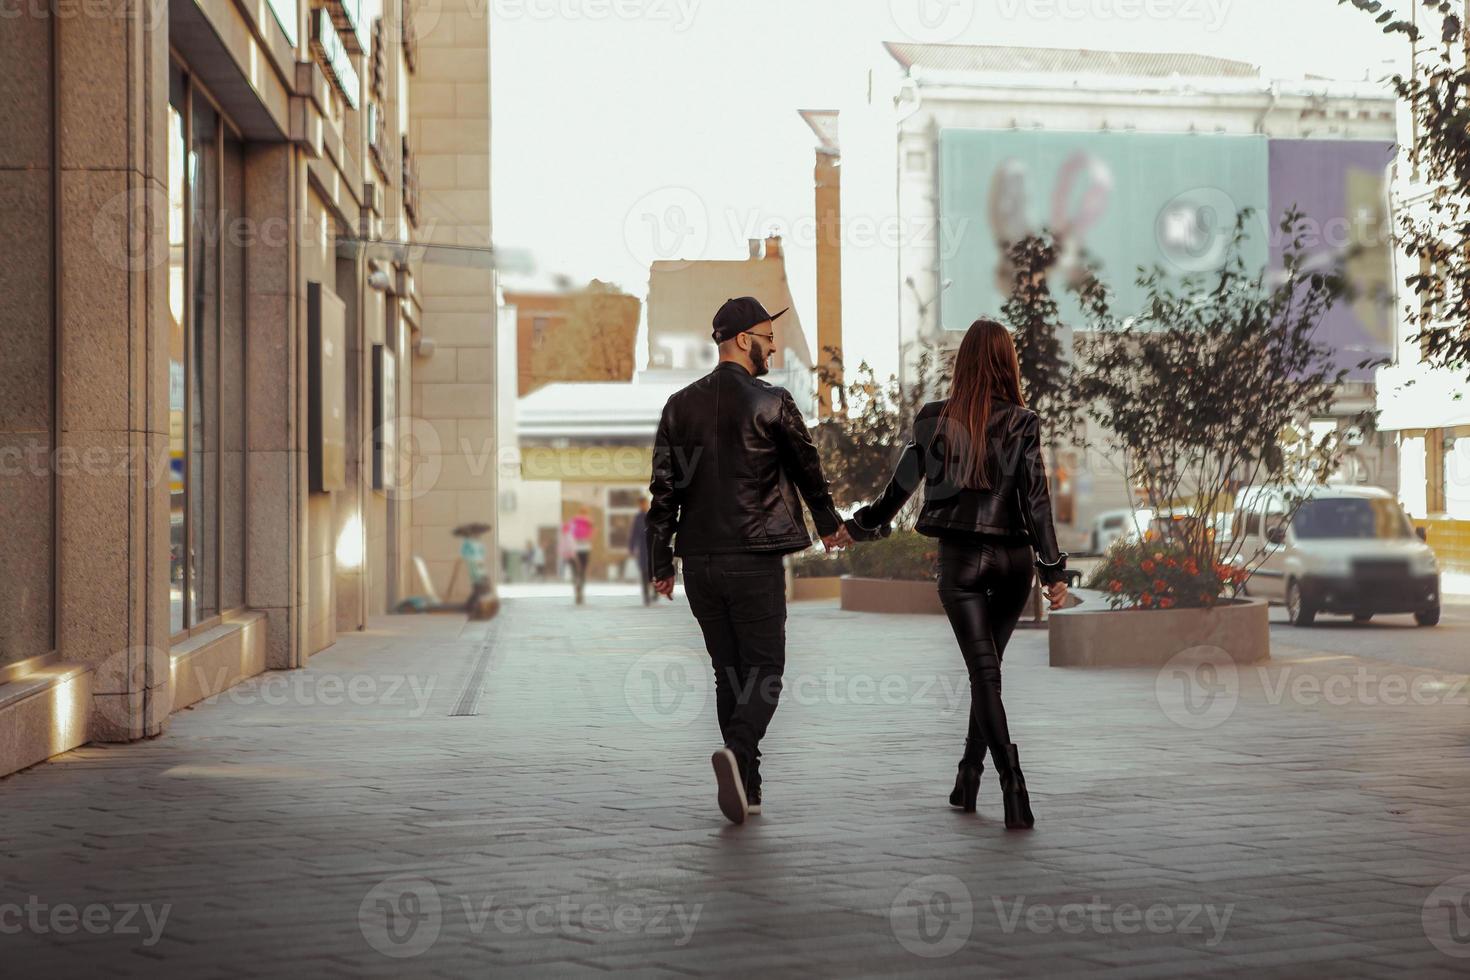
[940,318,1025,489]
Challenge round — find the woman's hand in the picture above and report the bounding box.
[1043,581,1069,609]
[827,525,854,550]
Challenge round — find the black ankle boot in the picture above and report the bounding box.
[949,739,984,811]
[949,763,982,812]
[997,744,1034,830]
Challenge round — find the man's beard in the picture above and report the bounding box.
[748,344,770,377]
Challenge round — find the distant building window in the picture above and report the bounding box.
[532,316,549,349]
[905,148,927,172]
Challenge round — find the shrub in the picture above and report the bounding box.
[1085,537,1248,610]
[791,530,938,582]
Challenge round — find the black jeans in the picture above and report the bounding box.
[936,536,1034,768]
[681,552,786,790]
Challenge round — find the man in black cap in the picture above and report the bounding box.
[646,296,846,825]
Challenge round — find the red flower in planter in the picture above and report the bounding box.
[1184,559,1199,576]
[1159,597,1175,608]
[1140,559,1156,574]
[1153,578,1167,593]
[1109,579,1123,593]
[1165,557,1178,569]
[1140,593,1154,607]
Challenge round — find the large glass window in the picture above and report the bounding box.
[169,63,246,636]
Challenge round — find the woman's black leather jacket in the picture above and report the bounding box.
[846,398,1069,585]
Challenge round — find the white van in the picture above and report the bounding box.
[1231,485,1440,627]
[1087,508,1153,554]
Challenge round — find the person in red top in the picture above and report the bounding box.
[567,508,594,605]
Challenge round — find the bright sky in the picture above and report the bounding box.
[489,0,1405,376]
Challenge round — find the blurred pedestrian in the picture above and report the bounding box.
[628,497,654,605]
[569,508,594,604]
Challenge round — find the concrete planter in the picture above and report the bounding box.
[1048,590,1270,667]
[840,576,944,614]
[838,576,1047,619]
[791,576,843,602]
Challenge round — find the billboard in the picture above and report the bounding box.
[1268,139,1395,380]
[937,129,1270,331]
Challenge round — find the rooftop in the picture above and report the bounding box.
[884,41,1259,79]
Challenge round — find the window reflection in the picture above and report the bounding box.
[168,65,187,635]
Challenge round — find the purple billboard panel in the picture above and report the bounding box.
[1268,139,1395,380]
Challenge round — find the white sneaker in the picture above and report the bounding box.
[711,748,748,825]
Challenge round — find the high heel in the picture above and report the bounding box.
[948,738,984,811]
[997,744,1035,830]
[950,763,981,812]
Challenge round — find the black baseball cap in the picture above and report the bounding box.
[712,296,787,343]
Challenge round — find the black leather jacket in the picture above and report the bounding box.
[848,398,1069,585]
[647,363,842,579]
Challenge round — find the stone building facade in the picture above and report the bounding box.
[0,0,497,776]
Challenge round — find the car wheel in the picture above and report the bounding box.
[1415,605,1440,627]
[1352,612,1373,624]
[1286,579,1316,627]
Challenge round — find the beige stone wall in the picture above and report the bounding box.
[408,0,496,601]
[0,13,57,671]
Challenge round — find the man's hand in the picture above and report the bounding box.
[1043,581,1069,610]
[653,576,676,600]
[822,526,852,551]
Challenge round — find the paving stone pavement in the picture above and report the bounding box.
[5,595,1470,978]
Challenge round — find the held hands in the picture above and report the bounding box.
[823,525,854,551]
[1043,580,1069,610]
[653,576,676,600]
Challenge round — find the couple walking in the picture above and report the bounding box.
[646,297,1070,827]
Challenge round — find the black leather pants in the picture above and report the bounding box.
[936,537,1035,768]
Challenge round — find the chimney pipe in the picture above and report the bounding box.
[764,235,782,260]
[748,239,763,260]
